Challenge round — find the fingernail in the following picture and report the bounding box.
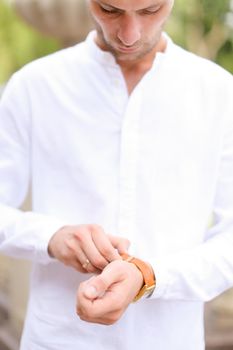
[84,286,98,299]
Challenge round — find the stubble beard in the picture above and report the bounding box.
[93,19,162,63]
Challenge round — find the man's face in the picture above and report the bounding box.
[88,0,174,63]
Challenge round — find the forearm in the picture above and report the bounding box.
[151,228,233,301]
[0,202,64,263]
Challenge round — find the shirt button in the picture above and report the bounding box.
[113,79,121,87]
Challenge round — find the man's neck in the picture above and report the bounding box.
[95,32,167,95]
[119,35,167,95]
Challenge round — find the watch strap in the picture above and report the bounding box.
[121,253,156,302]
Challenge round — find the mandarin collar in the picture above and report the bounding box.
[85,30,173,68]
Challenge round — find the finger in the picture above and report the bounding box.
[83,262,123,300]
[81,306,124,325]
[81,258,100,274]
[77,268,125,321]
[91,229,121,262]
[108,235,130,254]
[66,238,98,273]
[66,237,86,261]
[78,308,122,325]
[77,261,140,325]
[70,259,88,273]
[75,228,109,270]
[77,277,111,316]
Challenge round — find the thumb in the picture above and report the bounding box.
[109,235,130,254]
[83,263,120,300]
[83,275,109,300]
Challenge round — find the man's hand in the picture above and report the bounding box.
[48,224,130,273]
[76,260,144,325]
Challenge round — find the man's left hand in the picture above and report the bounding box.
[76,259,143,325]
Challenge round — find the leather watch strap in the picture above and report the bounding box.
[121,253,156,302]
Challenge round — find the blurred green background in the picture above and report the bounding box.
[0,0,233,85]
[0,0,61,84]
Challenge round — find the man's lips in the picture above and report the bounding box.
[117,45,140,53]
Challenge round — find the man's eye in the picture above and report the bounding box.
[100,6,119,14]
[141,7,160,15]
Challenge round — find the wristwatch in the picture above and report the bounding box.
[121,253,156,302]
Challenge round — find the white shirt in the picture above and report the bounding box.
[0,31,233,350]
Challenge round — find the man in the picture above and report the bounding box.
[0,0,233,349]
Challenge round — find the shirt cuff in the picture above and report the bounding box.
[33,217,66,265]
[150,260,171,299]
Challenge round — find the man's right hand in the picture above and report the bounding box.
[48,224,130,273]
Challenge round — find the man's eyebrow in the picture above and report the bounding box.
[98,0,164,11]
[145,3,163,10]
[98,1,122,10]
[144,0,165,10]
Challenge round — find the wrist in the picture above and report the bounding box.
[129,262,144,296]
[121,253,156,302]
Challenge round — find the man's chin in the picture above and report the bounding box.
[116,53,141,63]
[109,42,157,63]
[109,46,145,62]
[115,49,153,63]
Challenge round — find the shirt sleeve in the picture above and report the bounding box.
[0,72,65,264]
[151,74,233,302]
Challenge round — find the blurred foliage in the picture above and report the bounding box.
[0,0,233,85]
[166,0,233,72]
[0,0,61,84]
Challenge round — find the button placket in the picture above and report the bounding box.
[105,65,128,110]
[118,89,142,245]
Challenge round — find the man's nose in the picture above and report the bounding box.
[117,15,141,46]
